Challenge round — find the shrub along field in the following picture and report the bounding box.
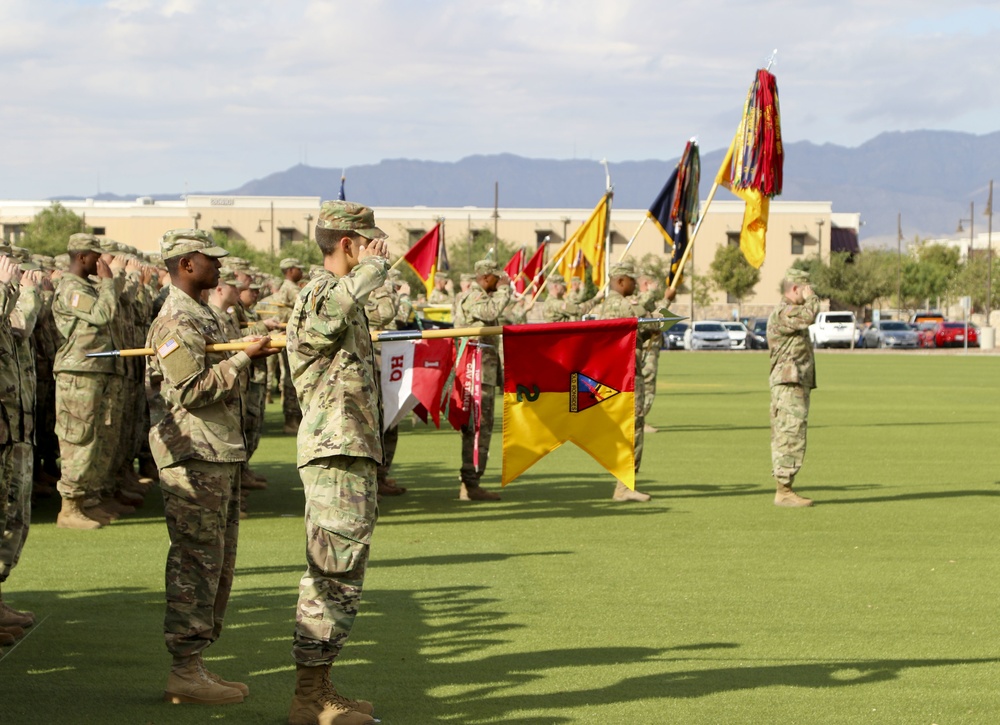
[2,351,999,724]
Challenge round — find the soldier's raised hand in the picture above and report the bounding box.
[0,256,22,285]
[96,257,113,279]
[359,238,389,261]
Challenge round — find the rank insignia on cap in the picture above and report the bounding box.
[157,338,180,358]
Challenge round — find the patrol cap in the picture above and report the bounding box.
[217,266,240,287]
[11,246,40,270]
[0,242,11,256]
[547,273,566,285]
[609,260,637,279]
[474,259,501,276]
[160,229,229,260]
[784,267,810,284]
[67,233,103,253]
[280,257,304,271]
[434,272,448,283]
[226,256,251,270]
[460,272,475,282]
[315,200,387,240]
[99,238,122,254]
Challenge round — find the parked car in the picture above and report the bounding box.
[663,322,688,350]
[934,321,978,348]
[748,318,768,349]
[683,321,732,350]
[860,321,919,349]
[911,310,945,326]
[808,311,857,348]
[915,321,938,348]
[722,321,750,350]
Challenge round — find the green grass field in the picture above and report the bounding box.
[3,350,999,724]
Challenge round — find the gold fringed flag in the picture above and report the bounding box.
[716,68,784,269]
[501,319,637,488]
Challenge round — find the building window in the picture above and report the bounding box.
[535,229,553,246]
[279,228,295,246]
[91,226,106,236]
[727,231,740,248]
[791,232,807,255]
[407,229,426,246]
[3,225,24,244]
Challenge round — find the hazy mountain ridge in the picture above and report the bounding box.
[63,130,999,244]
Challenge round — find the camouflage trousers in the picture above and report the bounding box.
[109,376,139,484]
[460,387,496,486]
[770,384,811,485]
[0,442,32,583]
[293,456,377,666]
[55,372,116,503]
[160,459,240,658]
[377,425,398,484]
[0,444,11,544]
[280,350,301,422]
[641,339,660,419]
[244,382,267,459]
[634,355,645,474]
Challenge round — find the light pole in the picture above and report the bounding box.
[986,181,994,326]
[897,213,903,321]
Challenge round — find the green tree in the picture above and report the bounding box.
[21,202,89,256]
[812,251,895,314]
[901,242,960,310]
[949,253,1000,314]
[442,229,519,282]
[708,244,760,316]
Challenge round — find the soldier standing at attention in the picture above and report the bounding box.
[455,258,510,501]
[632,267,676,433]
[52,234,126,529]
[767,268,819,507]
[285,200,388,725]
[542,273,603,323]
[428,273,453,305]
[146,230,279,705]
[593,261,656,502]
[275,258,305,434]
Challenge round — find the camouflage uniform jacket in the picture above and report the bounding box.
[428,289,453,305]
[767,294,819,389]
[234,302,268,386]
[0,280,21,445]
[365,283,399,357]
[594,289,657,345]
[451,288,473,327]
[146,287,251,468]
[272,278,301,323]
[396,294,415,328]
[286,258,388,468]
[543,293,599,323]
[52,272,125,374]
[458,283,511,386]
[9,285,41,440]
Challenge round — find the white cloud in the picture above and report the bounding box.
[0,0,997,197]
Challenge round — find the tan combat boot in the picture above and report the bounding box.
[612,481,651,502]
[198,655,250,697]
[774,482,813,508]
[240,467,267,491]
[0,624,24,640]
[164,655,244,705]
[0,631,15,647]
[85,502,118,524]
[0,601,35,628]
[288,664,374,725]
[56,498,103,530]
[459,482,501,501]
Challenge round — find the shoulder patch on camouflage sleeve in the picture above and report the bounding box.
[158,338,200,382]
[71,291,94,313]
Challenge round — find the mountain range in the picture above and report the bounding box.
[70,130,1000,246]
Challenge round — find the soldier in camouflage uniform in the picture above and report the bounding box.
[52,234,127,529]
[633,267,677,431]
[542,272,603,323]
[455,258,511,501]
[0,251,33,641]
[31,263,60,492]
[146,229,279,705]
[285,200,388,725]
[427,273,453,305]
[275,258,305,434]
[365,270,406,497]
[766,268,819,507]
[592,260,657,502]
[451,273,475,326]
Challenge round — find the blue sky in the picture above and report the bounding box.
[1,0,998,198]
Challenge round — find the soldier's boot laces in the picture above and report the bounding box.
[774,483,813,508]
[164,656,244,705]
[0,588,35,627]
[198,655,250,697]
[612,480,651,502]
[288,663,375,725]
[56,498,103,530]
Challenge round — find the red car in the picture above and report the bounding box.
[934,321,978,348]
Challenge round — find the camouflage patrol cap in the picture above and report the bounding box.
[67,233,103,253]
[387,268,402,280]
[54,253,70,270]
[434,272,448,283]
[0,242,11,256]
[474,258,501,276]
[609,260,637,279]
[280,257,304,271]
[315,200,387,240]
[217,266,240,287]
[460,273,475,282]
[784,267,810,284]
[227,256,251,270]
[160,229,229,260]
[99,238,121,254]
[11,246,40,270]
[547,273,566,285]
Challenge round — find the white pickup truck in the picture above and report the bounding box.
[808,311,857,349]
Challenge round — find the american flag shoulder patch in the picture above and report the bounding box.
[70,292,80,308]
[157,338,180,358]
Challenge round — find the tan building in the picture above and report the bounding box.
[0,195,859,319]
